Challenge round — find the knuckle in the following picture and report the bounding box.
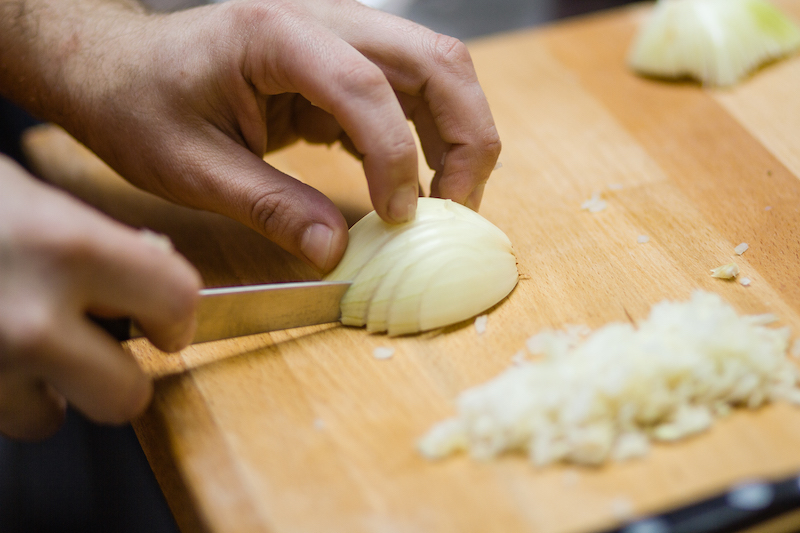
[43,230,100,268]
[482,126,502,161]
[0,306,58,367]
[337,60,388,100]
[430,34,473,71]
[379,134,418,167]
[164,264,202,323]
[250,188,292,240]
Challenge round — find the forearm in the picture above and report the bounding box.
[0,0,148,128]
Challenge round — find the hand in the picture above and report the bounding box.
[0,156,201,440]
[4,0,501,273]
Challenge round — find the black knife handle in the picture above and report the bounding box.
[604,473,800,533]
[88,315,133,342]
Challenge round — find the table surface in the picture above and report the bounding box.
[22,2,800,532]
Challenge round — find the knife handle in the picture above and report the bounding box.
[88,315,133,342]
[605,473,800,533]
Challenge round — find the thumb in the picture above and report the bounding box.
[174,135,349,273]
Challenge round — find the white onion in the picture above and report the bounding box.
[711,262,740,279]
[418,291,799,466]
[373,346,395,360]
[580,191,607,213]
[628,0,800,87]
[325,198,518,336]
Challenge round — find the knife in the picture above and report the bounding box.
[90,280,351,344]
[602,472,800,533]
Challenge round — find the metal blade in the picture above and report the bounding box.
[190,280,351,344]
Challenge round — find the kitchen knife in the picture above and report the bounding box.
[602,472,800,533]
[91,280,352,344]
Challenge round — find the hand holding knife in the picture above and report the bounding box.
[92,280,351,344]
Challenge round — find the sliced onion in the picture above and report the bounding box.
[324,198,518,336]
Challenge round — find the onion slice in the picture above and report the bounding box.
[324,198,518,336]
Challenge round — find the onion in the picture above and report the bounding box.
[418,291,800,466]
[710,262,740,279]
[628,0,800,87]
[324,198,518,336]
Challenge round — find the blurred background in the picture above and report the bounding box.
[0,0,638,532]
[149,0,639,40]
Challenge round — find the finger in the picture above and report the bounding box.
[11,176,202,353]
[0,372,67,441]
[292,96,345,146]
[61,214,202,353]
[398,93,449,173]
[164,130,349,273]
[36,318,152,425]
[247,23,420,223]
[332,5,501,207]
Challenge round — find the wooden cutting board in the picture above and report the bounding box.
[22,2,800,532]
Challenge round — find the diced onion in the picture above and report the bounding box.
[373,346,395,360]
[711,262,740,279]
[475,315,489,335]
[418,291,799,466]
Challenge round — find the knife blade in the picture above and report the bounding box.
[91,280,351,344]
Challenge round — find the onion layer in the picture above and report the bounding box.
[324,198,518,336]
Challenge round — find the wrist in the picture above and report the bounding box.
[0,0,150,132]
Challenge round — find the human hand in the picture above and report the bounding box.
[0,156,201,440]
[10,0,501,274]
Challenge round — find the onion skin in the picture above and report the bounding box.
[324,198,518,336]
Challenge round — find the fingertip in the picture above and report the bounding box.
[300,222,348,274]
[103,366,153,425]
[127,374,153,421]
[465,182,486,211]
[386,185,418,223]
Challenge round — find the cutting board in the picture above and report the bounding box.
[22,2,800,532]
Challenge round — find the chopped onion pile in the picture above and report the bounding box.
[418,291,800,466]
[324,198,518,336]
[628,0,800,86]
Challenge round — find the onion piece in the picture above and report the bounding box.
[628,0,800,87]
[711,262,740,278]
[325,198,518,336]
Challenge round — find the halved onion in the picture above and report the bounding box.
[324,198,518,336]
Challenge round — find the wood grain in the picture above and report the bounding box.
[21,2,800,531]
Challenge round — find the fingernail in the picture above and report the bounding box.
[301,223,334,272]
[138,228,174,253]
[465,183,486,211]
[168,315,198,352]
[388,186,418,223]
